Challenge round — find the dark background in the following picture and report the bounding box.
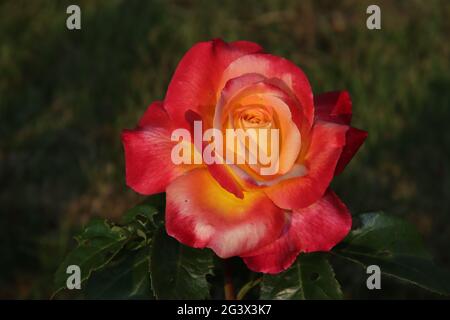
[0,0,449,299]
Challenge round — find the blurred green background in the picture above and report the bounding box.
[0,0,449,299]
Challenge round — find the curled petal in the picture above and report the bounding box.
[213,73,267,128]
[184,109,246,198]
[314,91,367,175]
[215,76,303,178]
[335,127,368,175]
[207,163,244,199]
[165,168,286,258]
[221,53,314,130]
[314,91,352,125]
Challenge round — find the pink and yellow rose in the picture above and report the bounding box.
[122,39,367,273]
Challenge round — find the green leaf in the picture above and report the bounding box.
[260,253,343,300]
[150,227,214,299]
[85,246,153,299]
[122,204,159,226]
[334,212,450,295]
[53,219,129,297]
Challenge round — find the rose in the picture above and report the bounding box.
[122,39,367,273]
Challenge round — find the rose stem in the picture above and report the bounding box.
[223,258,236,300]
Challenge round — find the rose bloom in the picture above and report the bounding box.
[122,39,367,273]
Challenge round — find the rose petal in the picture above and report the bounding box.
[122,102,196,195]
[213,73,267,129]
[138,101,171,128]
[335,127,368,175]
[243,190,351,273]
[314,91,352,125]
[221,53,314,129]
[207,163,244,199]
[164,39,263,128]
[314,91,367,175]
[264,121,348,210]
[215,76,303,177]
[165,168,286,258]
[184,109,246,199]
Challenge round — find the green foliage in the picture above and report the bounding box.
[260,253,343,300]
[53,204,158,299]
[53,219,129,297]
[121,204,159,226]
[150,228,214,299]
[53,200,213,299]
[55,206,450,299]
[334,212,450,295]
[85,247,152,299]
